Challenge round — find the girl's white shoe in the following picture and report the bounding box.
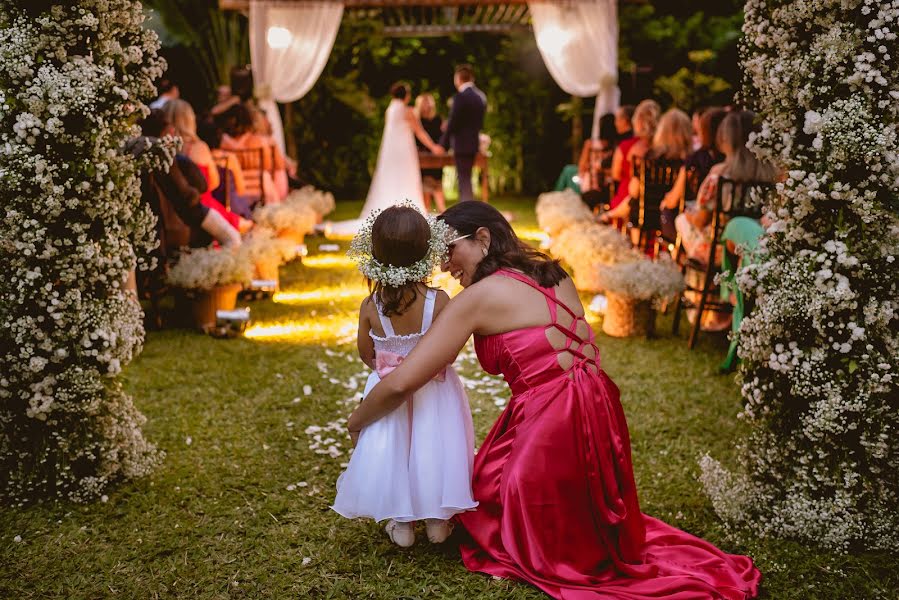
[424,519,454,544]
[385,520,415,547]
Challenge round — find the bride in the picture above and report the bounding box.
[329,83,444,236]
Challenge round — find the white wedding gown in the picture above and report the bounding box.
[329,99,425,236]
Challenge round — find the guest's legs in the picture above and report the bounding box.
[434,189,446,212]
[455,154,475,202]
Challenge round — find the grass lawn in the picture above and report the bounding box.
[1,197,895,599]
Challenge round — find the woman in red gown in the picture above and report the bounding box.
[349,202,760,600]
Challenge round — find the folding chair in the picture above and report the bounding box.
[672,177,773,349]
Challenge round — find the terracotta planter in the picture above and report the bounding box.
[277,228,307,245]
[602,293,655,338]
[254,261,280,286]
[188,283,243,331]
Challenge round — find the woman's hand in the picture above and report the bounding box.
[348,427,360,447]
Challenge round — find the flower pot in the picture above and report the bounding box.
[254,261,280,286]
[188,283,243,331]
[602,293,655,338]
[277,228,307,245]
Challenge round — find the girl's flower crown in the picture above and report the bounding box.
[347,201,450,287]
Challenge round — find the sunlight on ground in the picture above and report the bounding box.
[273,285,368,305]
[301,254,356,269]
[513,225,551,245]
[244,315,357,343]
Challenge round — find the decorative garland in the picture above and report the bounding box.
[700,0,899,551]
[0,1,166,503]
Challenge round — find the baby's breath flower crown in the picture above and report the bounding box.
[348,202,449,287]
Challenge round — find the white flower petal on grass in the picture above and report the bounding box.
[286,484,296,491]
[302,557,312,566]
[303,385,313,396]
[185,436,192,446]
[13,535,22,543]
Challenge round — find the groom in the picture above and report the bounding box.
[440,64,487,202]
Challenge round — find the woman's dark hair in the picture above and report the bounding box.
[390,82,409,100]
[370,206,431,317]
[598,113,617,146]
[140,109,170,138]
[439,202,568,288]
[698,106,727,150]
[224,103,254,137]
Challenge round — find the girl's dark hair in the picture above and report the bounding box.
[225,103,254,137]
[370,206,431,317]
[598,113,617,145]
[439,202,568,288]
[390,82,409,100]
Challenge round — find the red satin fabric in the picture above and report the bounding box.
[457,269,760,599]
[195,163,241,230]
[611,137,640,209]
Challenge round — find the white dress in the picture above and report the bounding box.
[329,99,426,236]
[332,289,477,522]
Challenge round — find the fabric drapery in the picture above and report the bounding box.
[528,0,620,140]
[248,0,344,153]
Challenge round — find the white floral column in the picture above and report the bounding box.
[0,1,165,503]
[700,0,899,550]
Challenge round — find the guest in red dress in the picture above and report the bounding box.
[349,201,761,600]
[602,99,660,223]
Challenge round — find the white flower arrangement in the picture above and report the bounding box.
[0,0,166,503]
[347,202,449,287]
[285,186,336,220]
[535,189,595,237]
[595,258,685,304]
[166,247,255,290]
[699,0,899,552]
[549,223,642,292]
[239,228,298,274]
[253,202,318,237]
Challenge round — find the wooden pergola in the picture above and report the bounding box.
[220,0,611,37]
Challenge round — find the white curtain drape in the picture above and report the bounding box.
[528,0,619,140]
[249,0,344,153]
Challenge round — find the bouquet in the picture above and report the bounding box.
[535,189,594,237]
[166,247,254,290]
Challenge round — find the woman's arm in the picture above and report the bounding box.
[196,142,220,191]
[357,298,376,370]
[348,287,481,432]
[661,167,686,210]
[610,147,624,182]
[406,108,443,154]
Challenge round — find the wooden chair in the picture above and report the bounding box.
[228,147,266,208]
[632,157,683,256]
[672,177,774,348]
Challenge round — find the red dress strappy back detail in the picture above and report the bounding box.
[458,269,761,600]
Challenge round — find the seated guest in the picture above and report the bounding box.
[675,110,777,262]
[250,108,293,200]
[220,104,283,204]
[132,110,241,258]
[162,99,253,234]
[149,78,179,110]
[601,103,687,224]
[577,113,618,212]
[415,93,447,213]
[660,106,727,240]
[614,104,635,143]
[602,99,660,223]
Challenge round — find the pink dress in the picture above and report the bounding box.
[458,269,761,599]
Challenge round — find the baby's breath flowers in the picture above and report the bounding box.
[347,201,450,287]
[699,0,899,551]
[0,0,165,504]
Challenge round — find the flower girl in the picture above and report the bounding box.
[332,205,476,547]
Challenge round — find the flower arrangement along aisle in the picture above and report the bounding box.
[240,228,298,283]
[699,0,899,551]
[535,189,594,238]
[595,258,685,338]
[0,0,167,503]
[550,223,642,292]
[166,247,255,331]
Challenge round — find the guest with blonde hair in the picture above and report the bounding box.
[414,93,446,213]
[162,99,252,233]
[600,99,661,223]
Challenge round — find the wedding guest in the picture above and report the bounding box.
[162,99,253,234]
[614,104,635,143]
[250,108,293,199]
[220,104,281,204]
[675,110,776,261]
[601,99,660,223]
[149,78,179,110]
[133,110,240,256]
[660,106,727,240]
[349,201,763,600]
[414,93,447,213]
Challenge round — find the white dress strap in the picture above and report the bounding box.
[420,289,437,333]
[374,298,396,337]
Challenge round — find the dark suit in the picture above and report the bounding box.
[440,84,486,201]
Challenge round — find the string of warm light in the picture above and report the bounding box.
[244,316,357,342]
[273,286,368,305]
[301,255,357,269]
